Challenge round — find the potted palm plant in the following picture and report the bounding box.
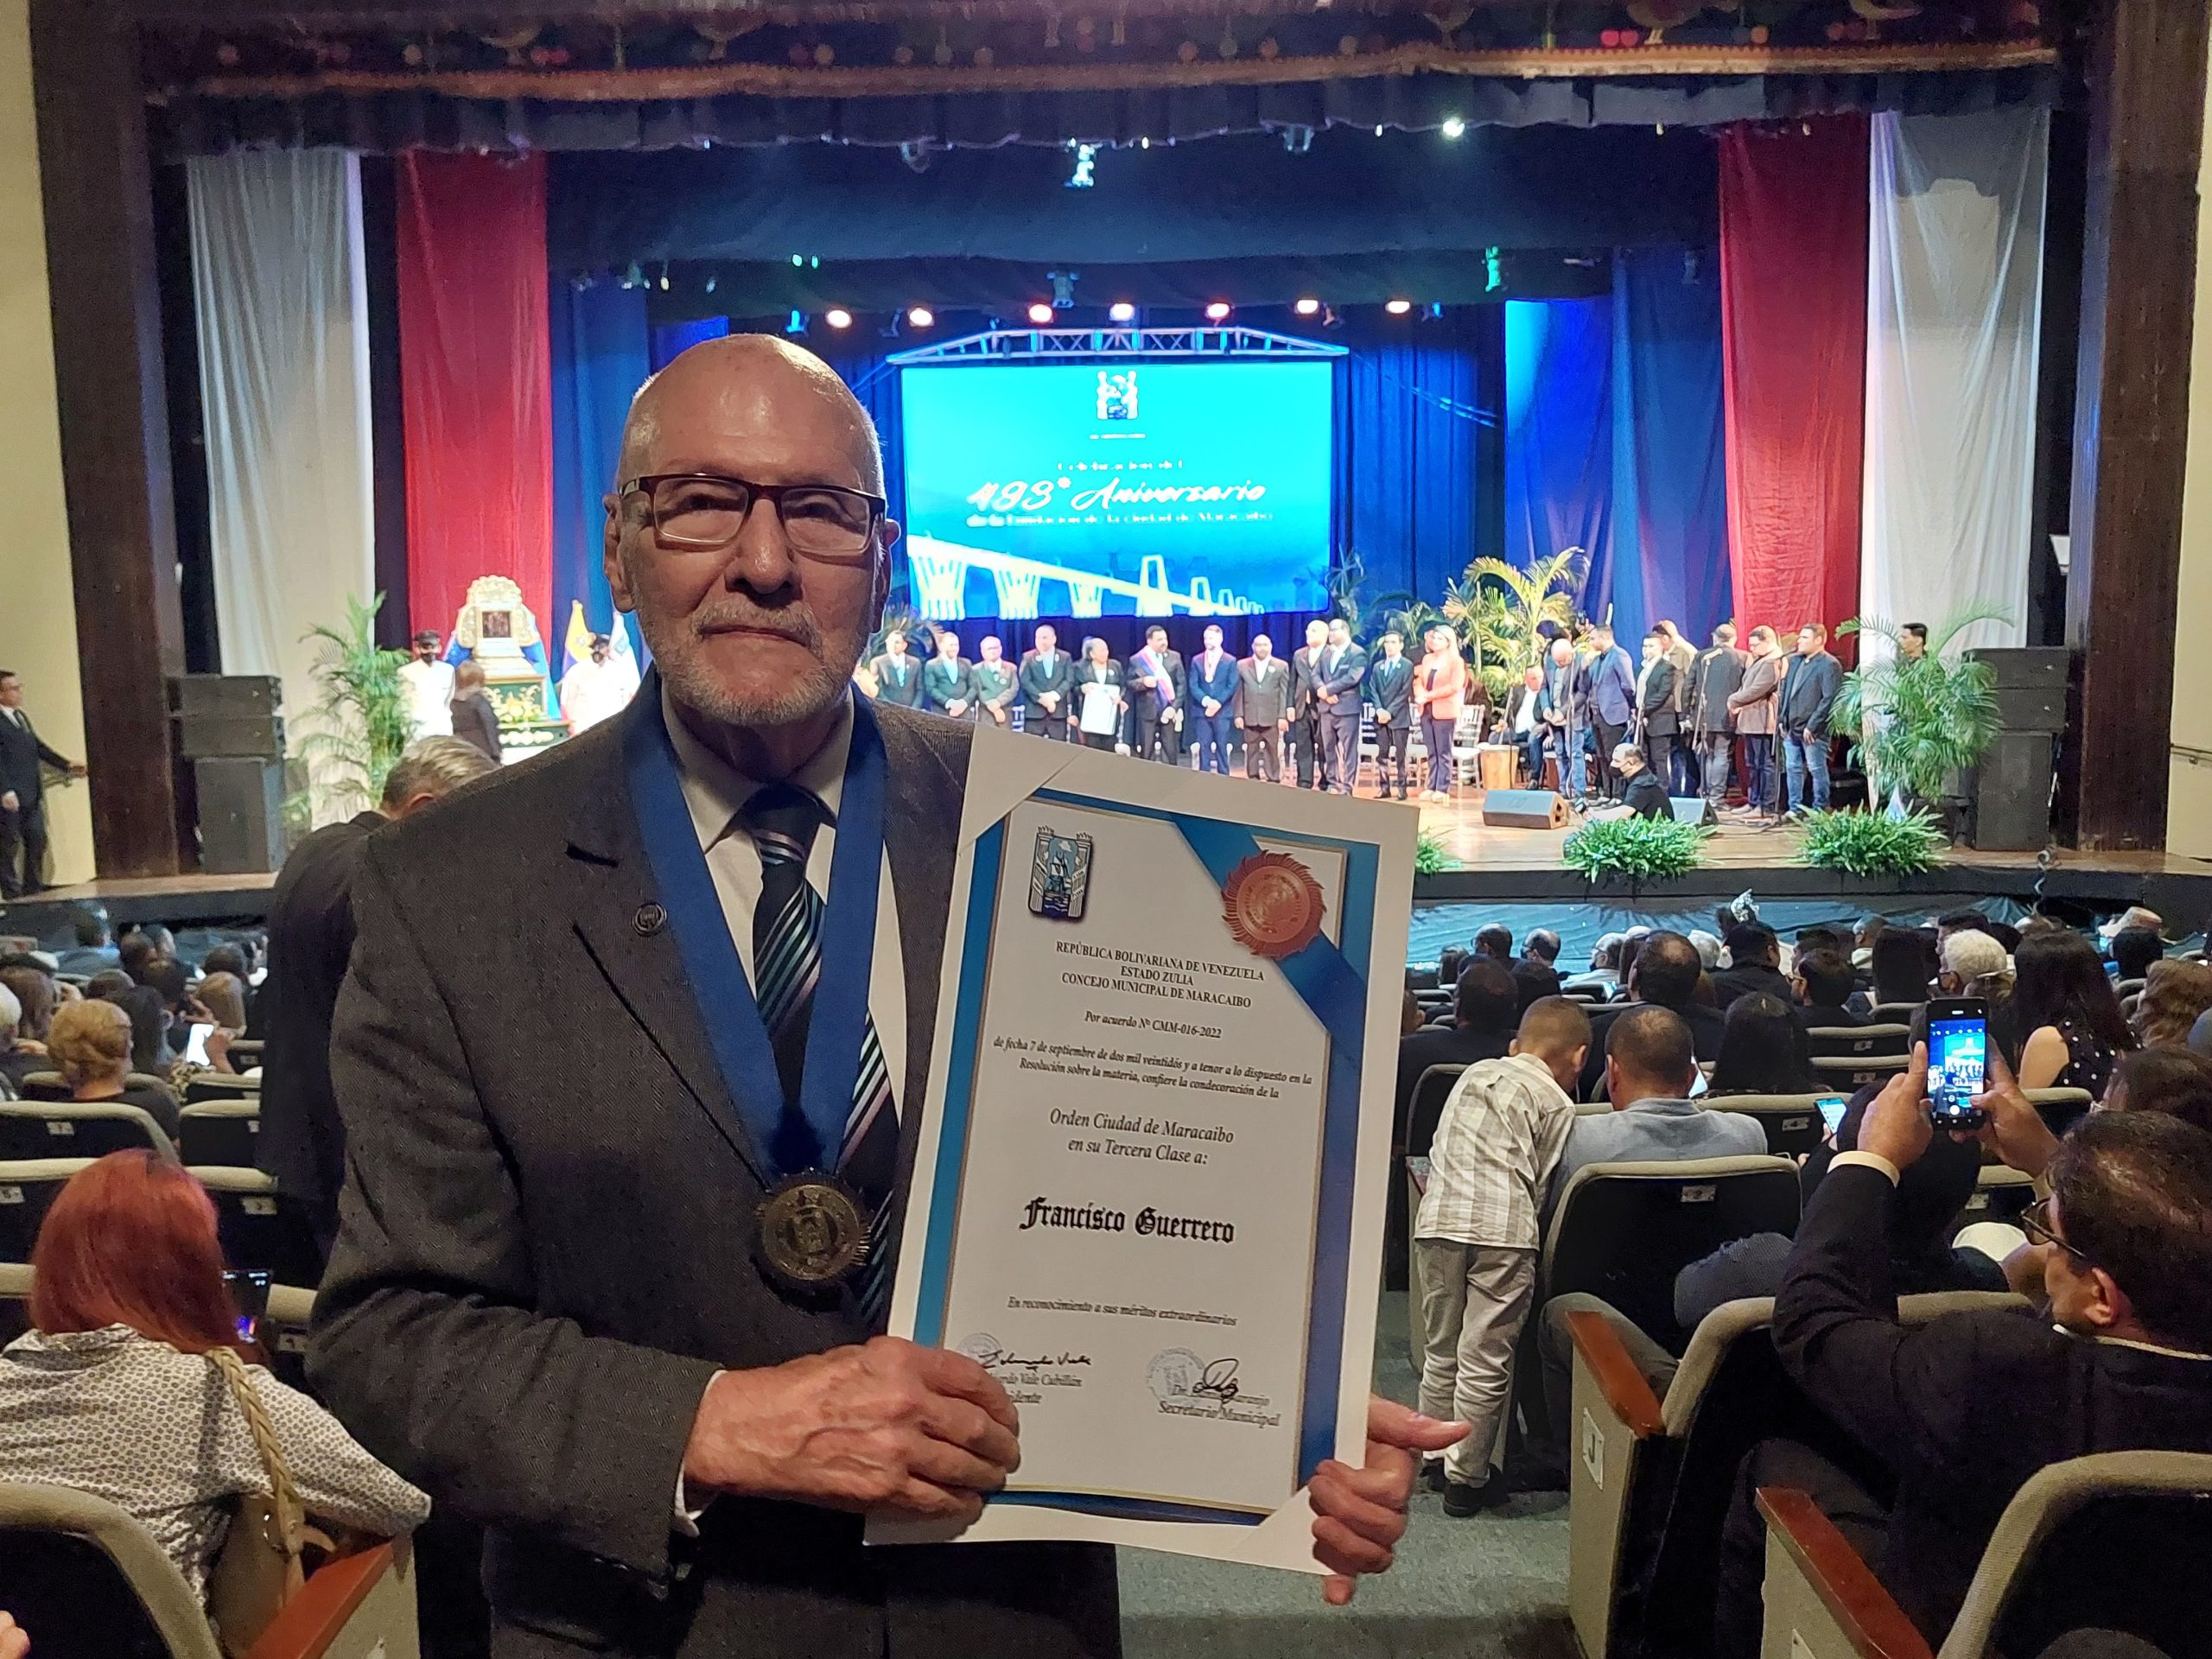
[292,593,414,828]
[1444,548,1583,703]
[1831,609,2006,832]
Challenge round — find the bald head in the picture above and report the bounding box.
[619,335,883,495]
[1510,995,1593,1094]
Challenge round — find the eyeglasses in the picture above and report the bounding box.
[2020,1196,2094,1265]
[617,473,886,563]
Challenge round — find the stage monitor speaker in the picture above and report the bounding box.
[193,756,286,874]
[1669,798,1717,826]
[1483,790,1569,830]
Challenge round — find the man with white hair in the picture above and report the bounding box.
[1937,929,2012,1001]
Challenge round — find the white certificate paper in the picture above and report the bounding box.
[873,734,1415,1572]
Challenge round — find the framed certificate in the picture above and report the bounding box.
[874,734,1415,1571]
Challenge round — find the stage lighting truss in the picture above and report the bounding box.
[886,326,1345,365]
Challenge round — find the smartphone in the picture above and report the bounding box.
[1816,1096,1850,1135]
[181,1021,216,1069]
[224,1268,271,1344]
[1926,998,1989,1128]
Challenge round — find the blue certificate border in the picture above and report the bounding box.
[911,788,1378,1526]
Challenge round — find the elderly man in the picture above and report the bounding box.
[1289,618,1332,790]
[309,336,1452,1658]
[1016,624,1072,741]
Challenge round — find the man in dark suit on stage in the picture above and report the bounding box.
[1314,619,1368,798]
[1713,1064,2212,1658]
[1684,623,1745,811]
[1185,623,1239,776]
[868,627,925,709]
[1128,622,1186,765]
[0,669,85,898]
[1235,634,1290,782]
[1582,625,1637,803]
[309,336,1449,1657]
[1633,631,1679,791]
[1363,632,1414,800]
[1016,623,1072,741]
[920,629,975,721]
[1289,618,1331,790]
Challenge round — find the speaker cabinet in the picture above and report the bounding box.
[1669,797,1717,826]
[176,714,286,760]
[169,675,282,717]
[1964,732,2059,852]
[1483,789,1569,830]
[193,757,286,874]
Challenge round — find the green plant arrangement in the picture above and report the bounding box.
[1445,548,1584,704]
[1325,548,1372,637]
[1413,825,1452,876]
[1796,808,1948,877]
[1832,610,2006,815]
[292,593,413,825]
[1559,815,1710,883]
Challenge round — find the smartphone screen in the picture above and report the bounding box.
[1927,1005,1989,1126]
[182,1021,215,1069]
[224,1268,271,1343]
[1816,1096,1849,1135]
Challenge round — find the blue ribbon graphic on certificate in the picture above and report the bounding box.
[874,734,1415,1573]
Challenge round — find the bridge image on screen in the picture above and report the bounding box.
[898,359,1334,619]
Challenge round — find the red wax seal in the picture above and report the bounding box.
[1220,851,1326,959]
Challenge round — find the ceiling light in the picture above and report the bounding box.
[1027,302,1056,325]
[1440,115,1466,139]
[906,306,935,328]
[824,307,854,329]
[1205,301,1231,321]
[1294,297,1321,316]
[1109,301,1137,323]
[1385,298,1413,315]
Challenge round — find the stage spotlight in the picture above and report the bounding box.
[1440,115,1466,140]
[824,307,854,330]
[1027,302,1056,325]
[704,273,717,295]
[906,306,935,328]
[658,264,671,291]
[1066,142,1098,188]
[1205,301,1232,321]
[785,310,808,336]
[1294,297,1321,316]
[1109,301,1137,323]
[1050,270,1078,308]
[1385,298,1413,315]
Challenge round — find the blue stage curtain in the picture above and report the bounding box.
[1614,247,1732,645]
[649,314,729,370]
[1338,308,1493,607]
[550,280,651,666]
[1503,296,1614,613]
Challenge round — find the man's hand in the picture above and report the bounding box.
[1374,709,1389,725]
[0,791,15,812]
[683,1337,1020,1526]
[1858,1043,1933,1170]
[1309,1397,1467,1605]
[0,1607,27,1659]
[1971,1044,2063,1178]
[67,762,87,780]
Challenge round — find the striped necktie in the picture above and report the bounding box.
[742,781,899,1316]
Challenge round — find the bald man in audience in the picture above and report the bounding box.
[1551,1006,1766,1204]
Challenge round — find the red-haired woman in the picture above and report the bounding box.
[0,1152,428,1599]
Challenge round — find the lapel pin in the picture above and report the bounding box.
[635,902,668,936]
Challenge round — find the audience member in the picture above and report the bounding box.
[0,963,53,1045]
[2012,930,2135,1100]
[0,1152,429,1599]
[1561,936,1623,1001]
[1472,924,1514,963]
[82,969,132,1004]
[1399,988,1425,1038]
[2017,912,2063,940]
[1575,931,1727,1099]
[1688,929,1723,973]
[257,737,498,1254]
[55,903,118,977]
[1980,918,2022,957]
[0,984,40,1093]
[1707,993,1818,1096]
[1870,926,1939,1007]
[192,971,249,1074]
[1713,1077,2212,1656]
[1794,925,1847,959]
[42,998,179,1139]
[2101,1046,2212,1131]
[1513,929,1564,1012]
[2133,958,2212,1050]
[199,943,251,981]
[1398,960,1522,1154]
[1851,913,1885,968]
[2194,1007,2212,1057]
[1937,929,2012,1000]
[1413,998,1591,1516]
[116,931,158,981]
[109,985,174,1085]
[2109,925,2165,983]
[1711,925,1789,1012]
[135,958,199,1059]
[448,661,502,763]
[1552,1006,1766,1201]
[1791,948,1866,1030]
[1936,908,1990,944]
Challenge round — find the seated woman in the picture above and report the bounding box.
[2012,930,2135,1104]
[193,970,250,1076]
[2133,957,2212,1050]
[1707,992,1818,1097]
[0,1152,429,1601]
[44,997,181,1141]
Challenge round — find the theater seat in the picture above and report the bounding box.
[2025,1087,2094,1138]
[1543,1155,1801,1356]
[191,1167,324,1290]
[1811,1053,1909,1090]
[1405,1063,1470,1159]
[1804,1023,1913,1060]
[1571,1291,2024,1659]
[1869,1001,1925,1025]
[0,1261,29,1347]
[0,1158,93,1264]
[1701,1094,1831,1158]
[179,1101,262,1168]
[20,1071,177,1109]
[0,1482,419,1659]
[1757,1451,2212,1659]
[181,1074,260,1107]
[0,1100,177,1164]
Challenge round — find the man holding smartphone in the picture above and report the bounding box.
[1711,1046,2212,1657]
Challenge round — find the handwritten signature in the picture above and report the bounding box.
[973,1348,1094,1370]
[1192,1358,1242,1402]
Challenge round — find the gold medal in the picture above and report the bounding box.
[755,1173,870,1294]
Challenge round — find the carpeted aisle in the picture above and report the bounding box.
[1118,1292,1575,1659]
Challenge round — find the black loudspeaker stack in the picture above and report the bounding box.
[1961,648,2068,852]
[169,676,288,874]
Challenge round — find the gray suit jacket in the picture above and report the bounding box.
[1236,656,1290,727]
[309,692,1118,1657]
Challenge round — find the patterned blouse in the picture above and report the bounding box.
[0,1325,429,1599]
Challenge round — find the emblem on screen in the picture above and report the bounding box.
[1096,369,1138,422]
[1029,829,1095,921]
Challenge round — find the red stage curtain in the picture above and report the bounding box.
[397,151,553,641]
[1719,118,1867,657]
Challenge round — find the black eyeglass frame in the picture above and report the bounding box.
[2020,1194,2094,1266]
[615,472,888,563]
